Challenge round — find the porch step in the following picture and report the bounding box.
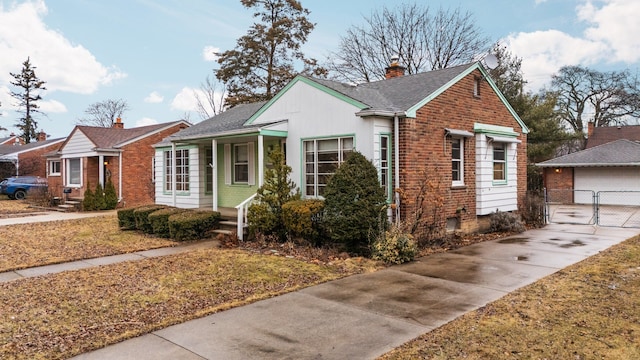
[57,199,82,212]
[213,216,248,238]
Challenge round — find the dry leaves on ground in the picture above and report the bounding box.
[380,235,640,359]
[0,215,175,272]
[0,198,37,217]
[0,248,373,360]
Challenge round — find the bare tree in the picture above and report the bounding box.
[194,74,226,120]
[77,99,130,127]
[550,65,640,135]
[327,4,490,83]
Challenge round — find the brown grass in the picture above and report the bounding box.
[380,235,640,359]
[0,248,376,360]
[0,215,175,272]
[0,198,36,216]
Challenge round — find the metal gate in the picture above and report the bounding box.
[544,189,640,228]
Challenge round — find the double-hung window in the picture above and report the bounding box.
[304,136,353,197]
[493,142,506,182]
[234,144,249,183]
[451,138,464,186]
[49,160,61,176]
[380,135,390,200]
[67,158,81,186]
[205,147,213,193]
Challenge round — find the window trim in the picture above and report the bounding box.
[233,143,249,184]
[205,147,213,194]
[163,148,190,194]
[66,158,82,187]
[302,135,355,197]
[492,142,507,184]
[49,160,61,177]
[451,137,465,187]
[379,133,392,202]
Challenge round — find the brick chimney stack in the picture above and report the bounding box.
[587,121,594,138]
[37,131,47,142]
[385,55,406,79]
[113,117,124,129]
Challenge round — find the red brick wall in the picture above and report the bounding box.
[397,69,527,233]
[543,167,573,190]
[118,124,188,207]
[17,142,63,177]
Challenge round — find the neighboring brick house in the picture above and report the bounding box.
[0,134,24,146]
[539,123,640,205]
[155,60,528,236]
[0,132,64,179]
[47,118,190,207]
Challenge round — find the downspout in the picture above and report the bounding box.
[394,114,401,223]
[171,142,177,207]
[211,139,218,211]
[118,152,123,201]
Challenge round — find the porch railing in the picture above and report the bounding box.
[235,193,257,241]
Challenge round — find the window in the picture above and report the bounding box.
[452,138,464,186]
[49,160,61,176]
[205,147,213,193]
[304,136,353,196]
[493,142,506,181]
[164,149,190,192]
[234,144,249,183]
[67,158,81,186]
[473,76,481,97]
[380,135,390,200]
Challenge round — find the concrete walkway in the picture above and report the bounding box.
[61,223,639,360]
[0,210,117,226]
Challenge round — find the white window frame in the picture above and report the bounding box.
[303,136,354,197]
[66,158,82,187]
[164,149,190,193]
[49,160,61,176]
[492,142,507,183]
[451,138,464,187]
[379,134,391,201]
[234,144,249,184]
[205,147,213,193]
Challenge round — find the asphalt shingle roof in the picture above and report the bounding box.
[538,139,640,167]
[165,63,476,141]
[78,121,185,148]
[0,138,65,156]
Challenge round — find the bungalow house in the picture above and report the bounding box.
[47,118,190,207]
[0,133,24,146]
[155,61,528,236]
[538,123,640,205]
[0,132,64,179]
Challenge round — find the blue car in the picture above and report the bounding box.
[0,176,48,200]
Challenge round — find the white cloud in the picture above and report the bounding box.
[170,87,199,112]
[39,99,67,113]
[202,45,219,62]
[135,117,159,127]
[144,91,164,103]
[0,1,127,94]
[503,0,640,91]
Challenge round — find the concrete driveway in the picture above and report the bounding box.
[72,223,640,360]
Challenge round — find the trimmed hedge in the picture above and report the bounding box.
[148,207,189,238]
[117,207,137,230]
[133,205,168,234]
[282,199,324,243]
[168,210,221,241]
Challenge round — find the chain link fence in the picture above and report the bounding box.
[544,189,640,228]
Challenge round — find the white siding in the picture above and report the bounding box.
[252,80,376,191]
[60,130,95,157]
[154,147,202,208]
[475,134,519,215]
[575,167,640,206]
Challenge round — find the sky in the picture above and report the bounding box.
[0,0,639,139]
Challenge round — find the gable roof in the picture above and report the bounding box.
[60,120,189,151]
[0,137,65,156]
[586,125,640,148]
[165,62,528,142]
[537,139,640,167]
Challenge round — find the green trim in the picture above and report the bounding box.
[299,134,357,197]
[491,142,508,185]
[259,129,288,137]
[406,63,529,134]
[246,76,369,125]
[474,123,520,137]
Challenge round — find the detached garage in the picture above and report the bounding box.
[538,139,640,206]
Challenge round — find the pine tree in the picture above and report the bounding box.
[82,182,96,211]
[9,57,46,143]
[94,182,106,210]
[216,0,326,107]
[104,177,118,209]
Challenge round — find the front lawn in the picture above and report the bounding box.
[0,248,376,360]
[0,215,175,272]
[380,235,640,359]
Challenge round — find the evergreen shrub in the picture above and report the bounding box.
[104,178,118,209]
[82,182,95,211]
[117,207,137,230]
[148,207,187,238]
[282,199,324,244]
[371,224,417,264]
[489,210,526,233]
[133,204,167,233]
[168,210,221,241]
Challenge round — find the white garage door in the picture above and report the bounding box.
[575,167,640,205]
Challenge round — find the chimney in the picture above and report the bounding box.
[37,131,47,142]
[113,117,124,129]
[587,121,594,138]
[385,55,406,79]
